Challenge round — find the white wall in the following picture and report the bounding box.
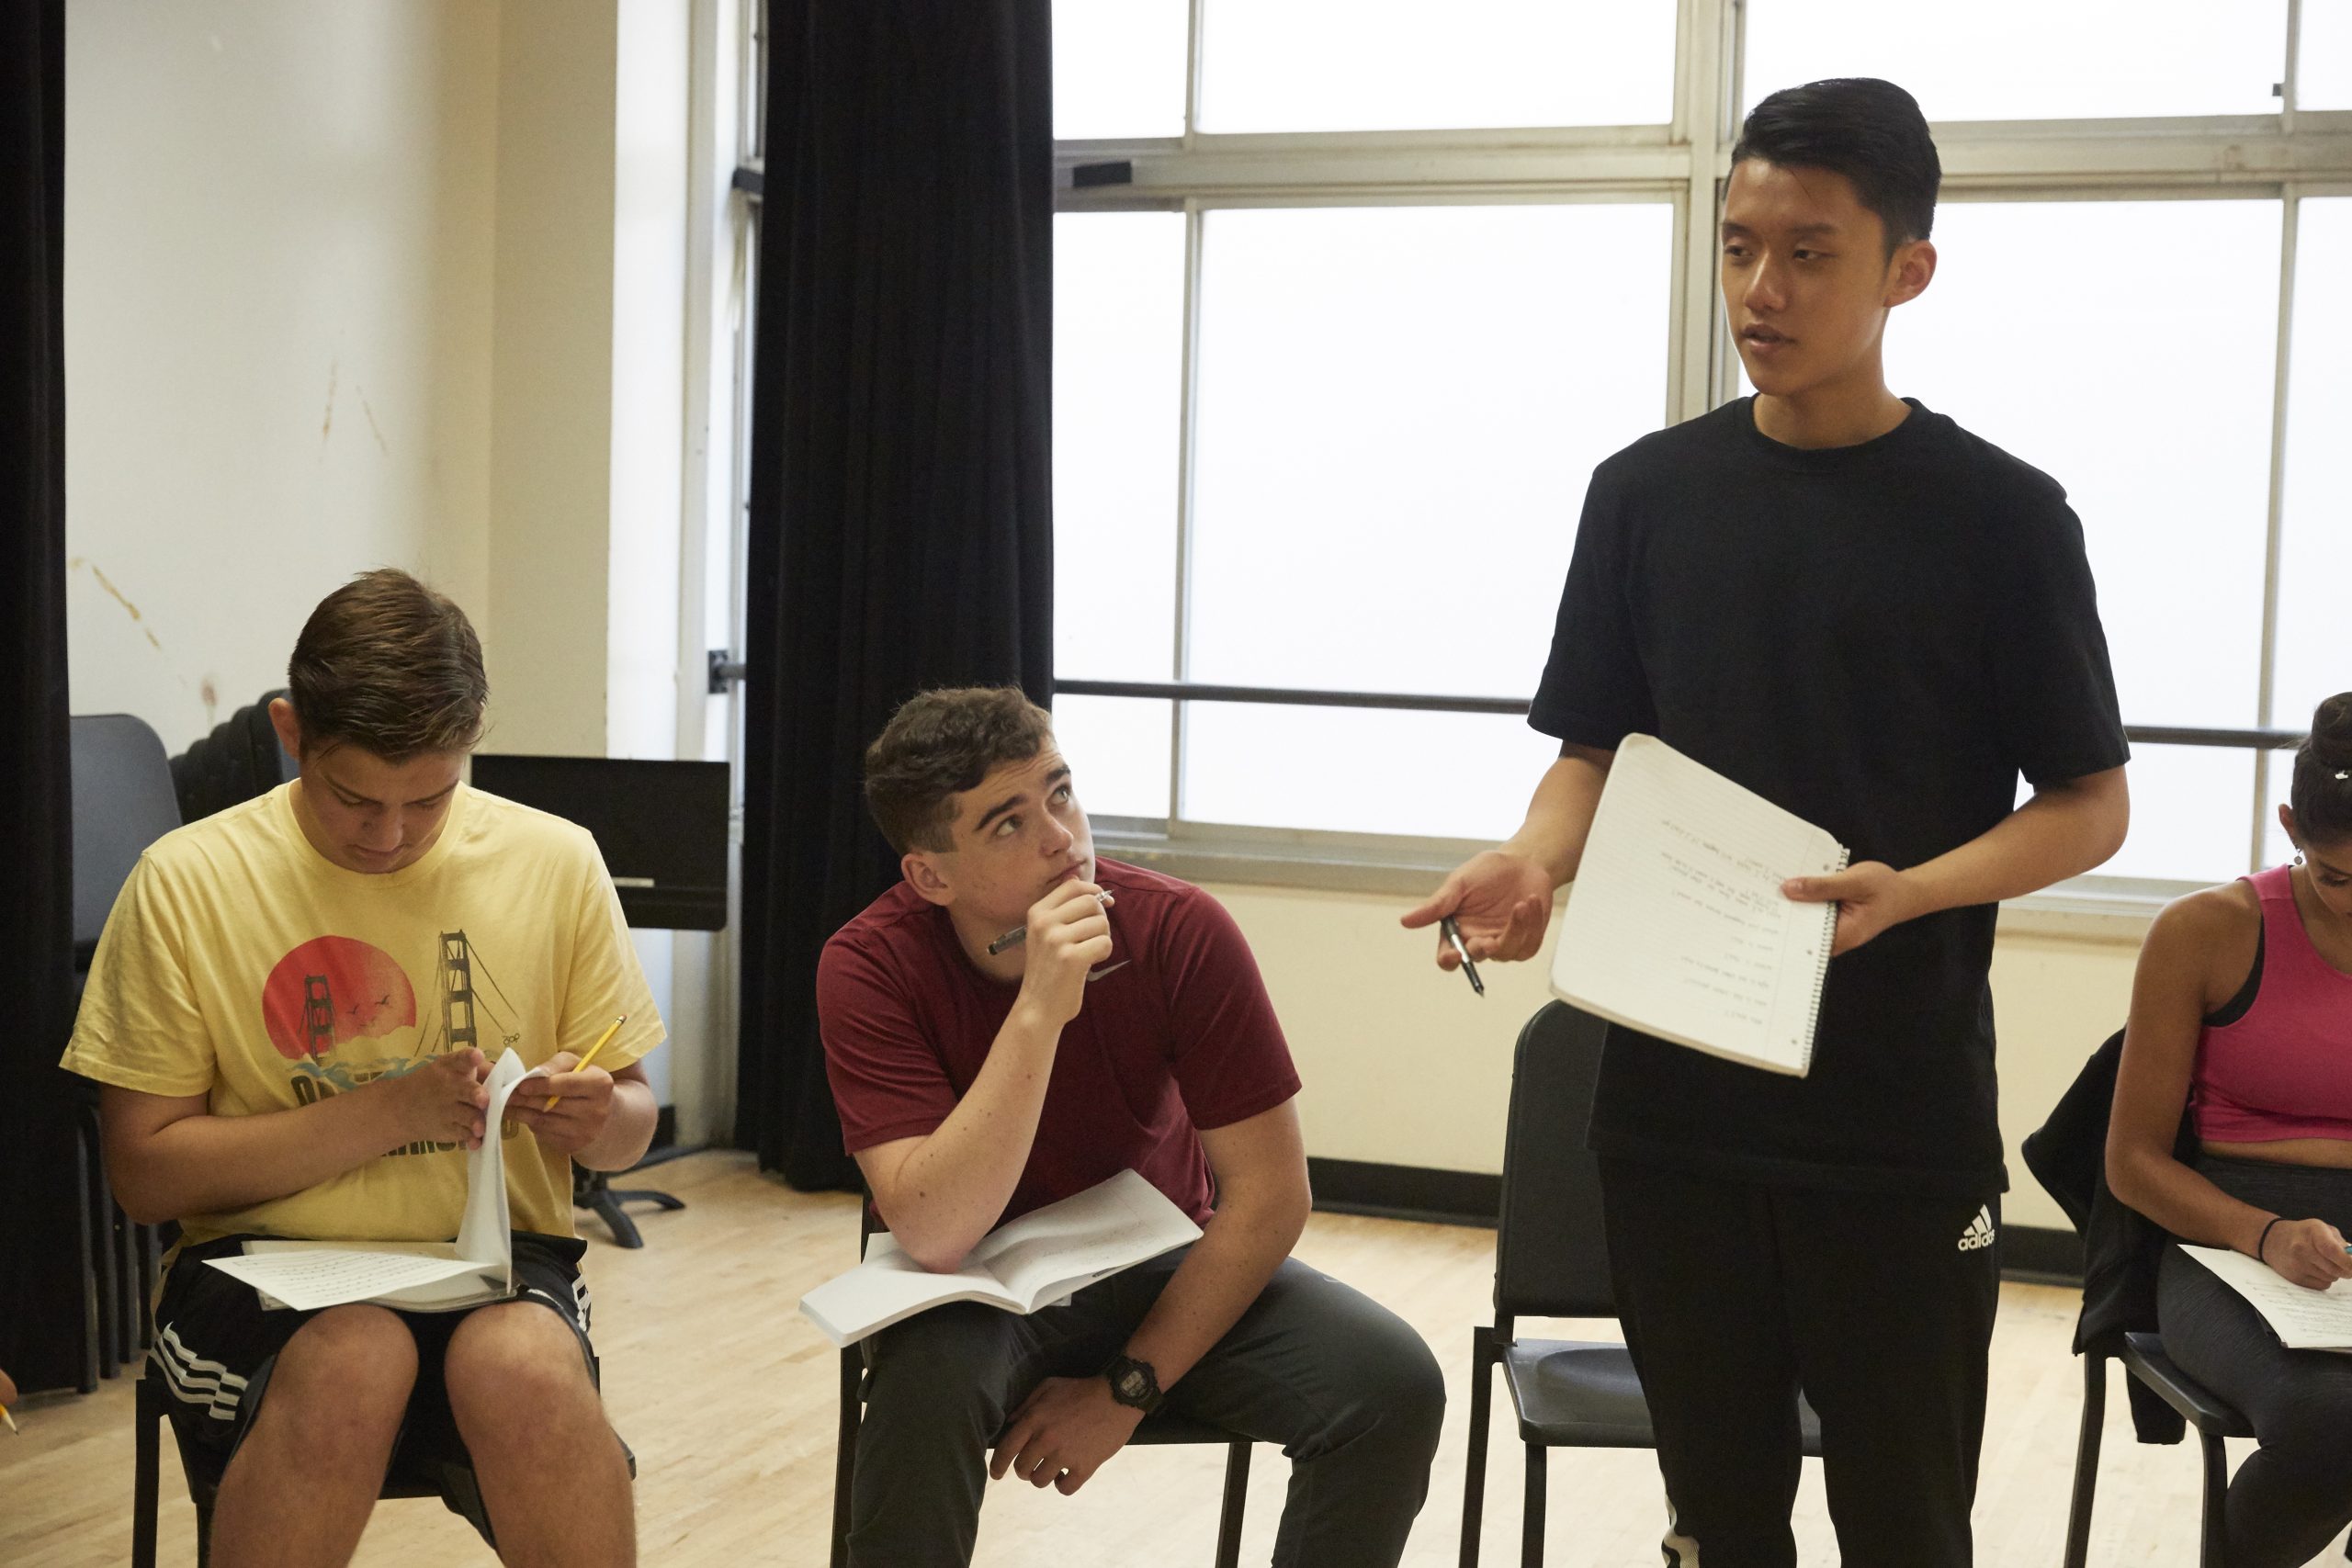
[1207,880,2141,1231]
[65,0,496,750]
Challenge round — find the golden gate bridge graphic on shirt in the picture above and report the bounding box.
[279,929,525,1095]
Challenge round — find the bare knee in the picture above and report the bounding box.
[444,1303,599,1447]
[249,1306,418,1455]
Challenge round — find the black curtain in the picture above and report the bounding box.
[735,2,1056,1187]
[0,0,85,1395]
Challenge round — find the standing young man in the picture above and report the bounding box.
[65,570,662,1566]
[819,686,1443,1568]
[1406,79,2131,1564]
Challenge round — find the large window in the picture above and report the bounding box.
[1050,0,2352,895]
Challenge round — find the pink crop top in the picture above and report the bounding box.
[2191,863,2352,1145]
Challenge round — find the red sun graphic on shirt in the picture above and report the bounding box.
[260,936,419,1062]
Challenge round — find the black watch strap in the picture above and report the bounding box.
[1103,1352,1164,1415]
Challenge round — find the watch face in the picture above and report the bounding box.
[1117,1370,1148,1399]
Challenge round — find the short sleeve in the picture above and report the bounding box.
[1158,888,1301,1133]
[1988,490,2130,787]
[1528,461,1657,749]
[559,835,665,1071]
[817,935,961,1153]
[61,854,218,1098]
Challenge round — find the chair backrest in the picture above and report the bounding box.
[1493,1001,1618,1320]
[168,689,298,828]
[70,715,184,961]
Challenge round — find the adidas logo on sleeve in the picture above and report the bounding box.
[1956,1205,1997,1252]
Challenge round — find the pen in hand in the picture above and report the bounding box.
[1440,916,1486,998]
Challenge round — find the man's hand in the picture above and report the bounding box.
[1401,850,1555,965]
[1781,861,1922,956]
[380,1047,490,1149]
[989,1375,1147,1495]
[1014,881,1114,1030]
[2261,1217,2352,1292]
[502,1051,616,1156]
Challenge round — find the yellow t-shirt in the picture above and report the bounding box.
[62,781,664,1248]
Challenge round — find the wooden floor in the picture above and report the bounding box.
[1,1151,2333,1565]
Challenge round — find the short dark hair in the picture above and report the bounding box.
[1732,78,1940,254]
[864,687,1057,855]
[2291,693,2352,849]
[287,569,489,761]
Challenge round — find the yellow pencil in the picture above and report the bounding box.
[2,1404,17,1434]
[542,1015,627,1112]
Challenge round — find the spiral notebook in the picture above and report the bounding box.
[1549,734,1847,1077]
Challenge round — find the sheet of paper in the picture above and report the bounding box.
[1550,734,1845,1075]
[205,1248,481,1313]
[203,1049,539,1313]
[2185,1247,2352,1348]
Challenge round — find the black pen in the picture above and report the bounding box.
[1440,916,1485,998]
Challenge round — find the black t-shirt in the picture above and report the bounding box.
[1532,397,2129,1198]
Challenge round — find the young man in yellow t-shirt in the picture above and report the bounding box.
[63,570,663,1566]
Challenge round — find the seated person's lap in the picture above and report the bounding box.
[153,1231,600,1477]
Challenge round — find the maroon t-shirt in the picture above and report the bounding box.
[816,857,1302,1228]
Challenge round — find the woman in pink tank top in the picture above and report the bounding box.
[2109,693,2352,1567]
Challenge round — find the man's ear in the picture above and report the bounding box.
[903,849,956,908]
[1884,237,1936,309]
[267,696,305,762]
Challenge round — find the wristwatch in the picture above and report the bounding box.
[1103,1352,1164,1415]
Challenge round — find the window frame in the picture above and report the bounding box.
[1046,0,2352,913]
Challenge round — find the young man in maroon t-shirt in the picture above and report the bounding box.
[817,686,1442,1568]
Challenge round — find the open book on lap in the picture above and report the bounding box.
[798,1169,1204,1348]
[1550,733,1847,1077]
[204,1047,539,1313]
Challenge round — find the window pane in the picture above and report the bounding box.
[2274,197,2352,736]
[1870,199,2281,736]
[2305,0,2352,109]
[1185,202,1671,724]
[1743,0,2286,120]
[1182,703,1561,838]
[1055,694,1172,822]
[1054,0,1188,139]
[2103,745,2258,884]
[1199,0,1675,132]
[1054,212,1184,686]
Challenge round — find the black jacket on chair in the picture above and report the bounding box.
[2020,1025,2197,1445]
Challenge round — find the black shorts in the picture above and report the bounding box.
[151,1231,599,1487]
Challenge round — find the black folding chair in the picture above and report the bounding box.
[2024,1029,2272,1568]
[1460,1001,1823,1568]
[68,714,183,1389]
[830,1208,1252,1568]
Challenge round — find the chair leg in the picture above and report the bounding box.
[1461,1328,1495,1568]
[1521,1443,1546,1568]
[73,1112,100,1393]
[831,1348,862,1568]
[1213,1439,1250,1568]
[2199,1430,2230,1568]
[2062,1353,2106,1568]
[133,1376,162,1568]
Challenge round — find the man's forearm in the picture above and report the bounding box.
[106,1083,413,1225]
[1119,1192,1308,1389]
[1503,748,1612,886]
[873,1004,1064,1271]
[1902,771,2129,918]
[572,1079,661,1171]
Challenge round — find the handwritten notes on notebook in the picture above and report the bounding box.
[1550,734,1847,1076]
[205,1047,537,1313]
[2184,1247,2352,1350]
